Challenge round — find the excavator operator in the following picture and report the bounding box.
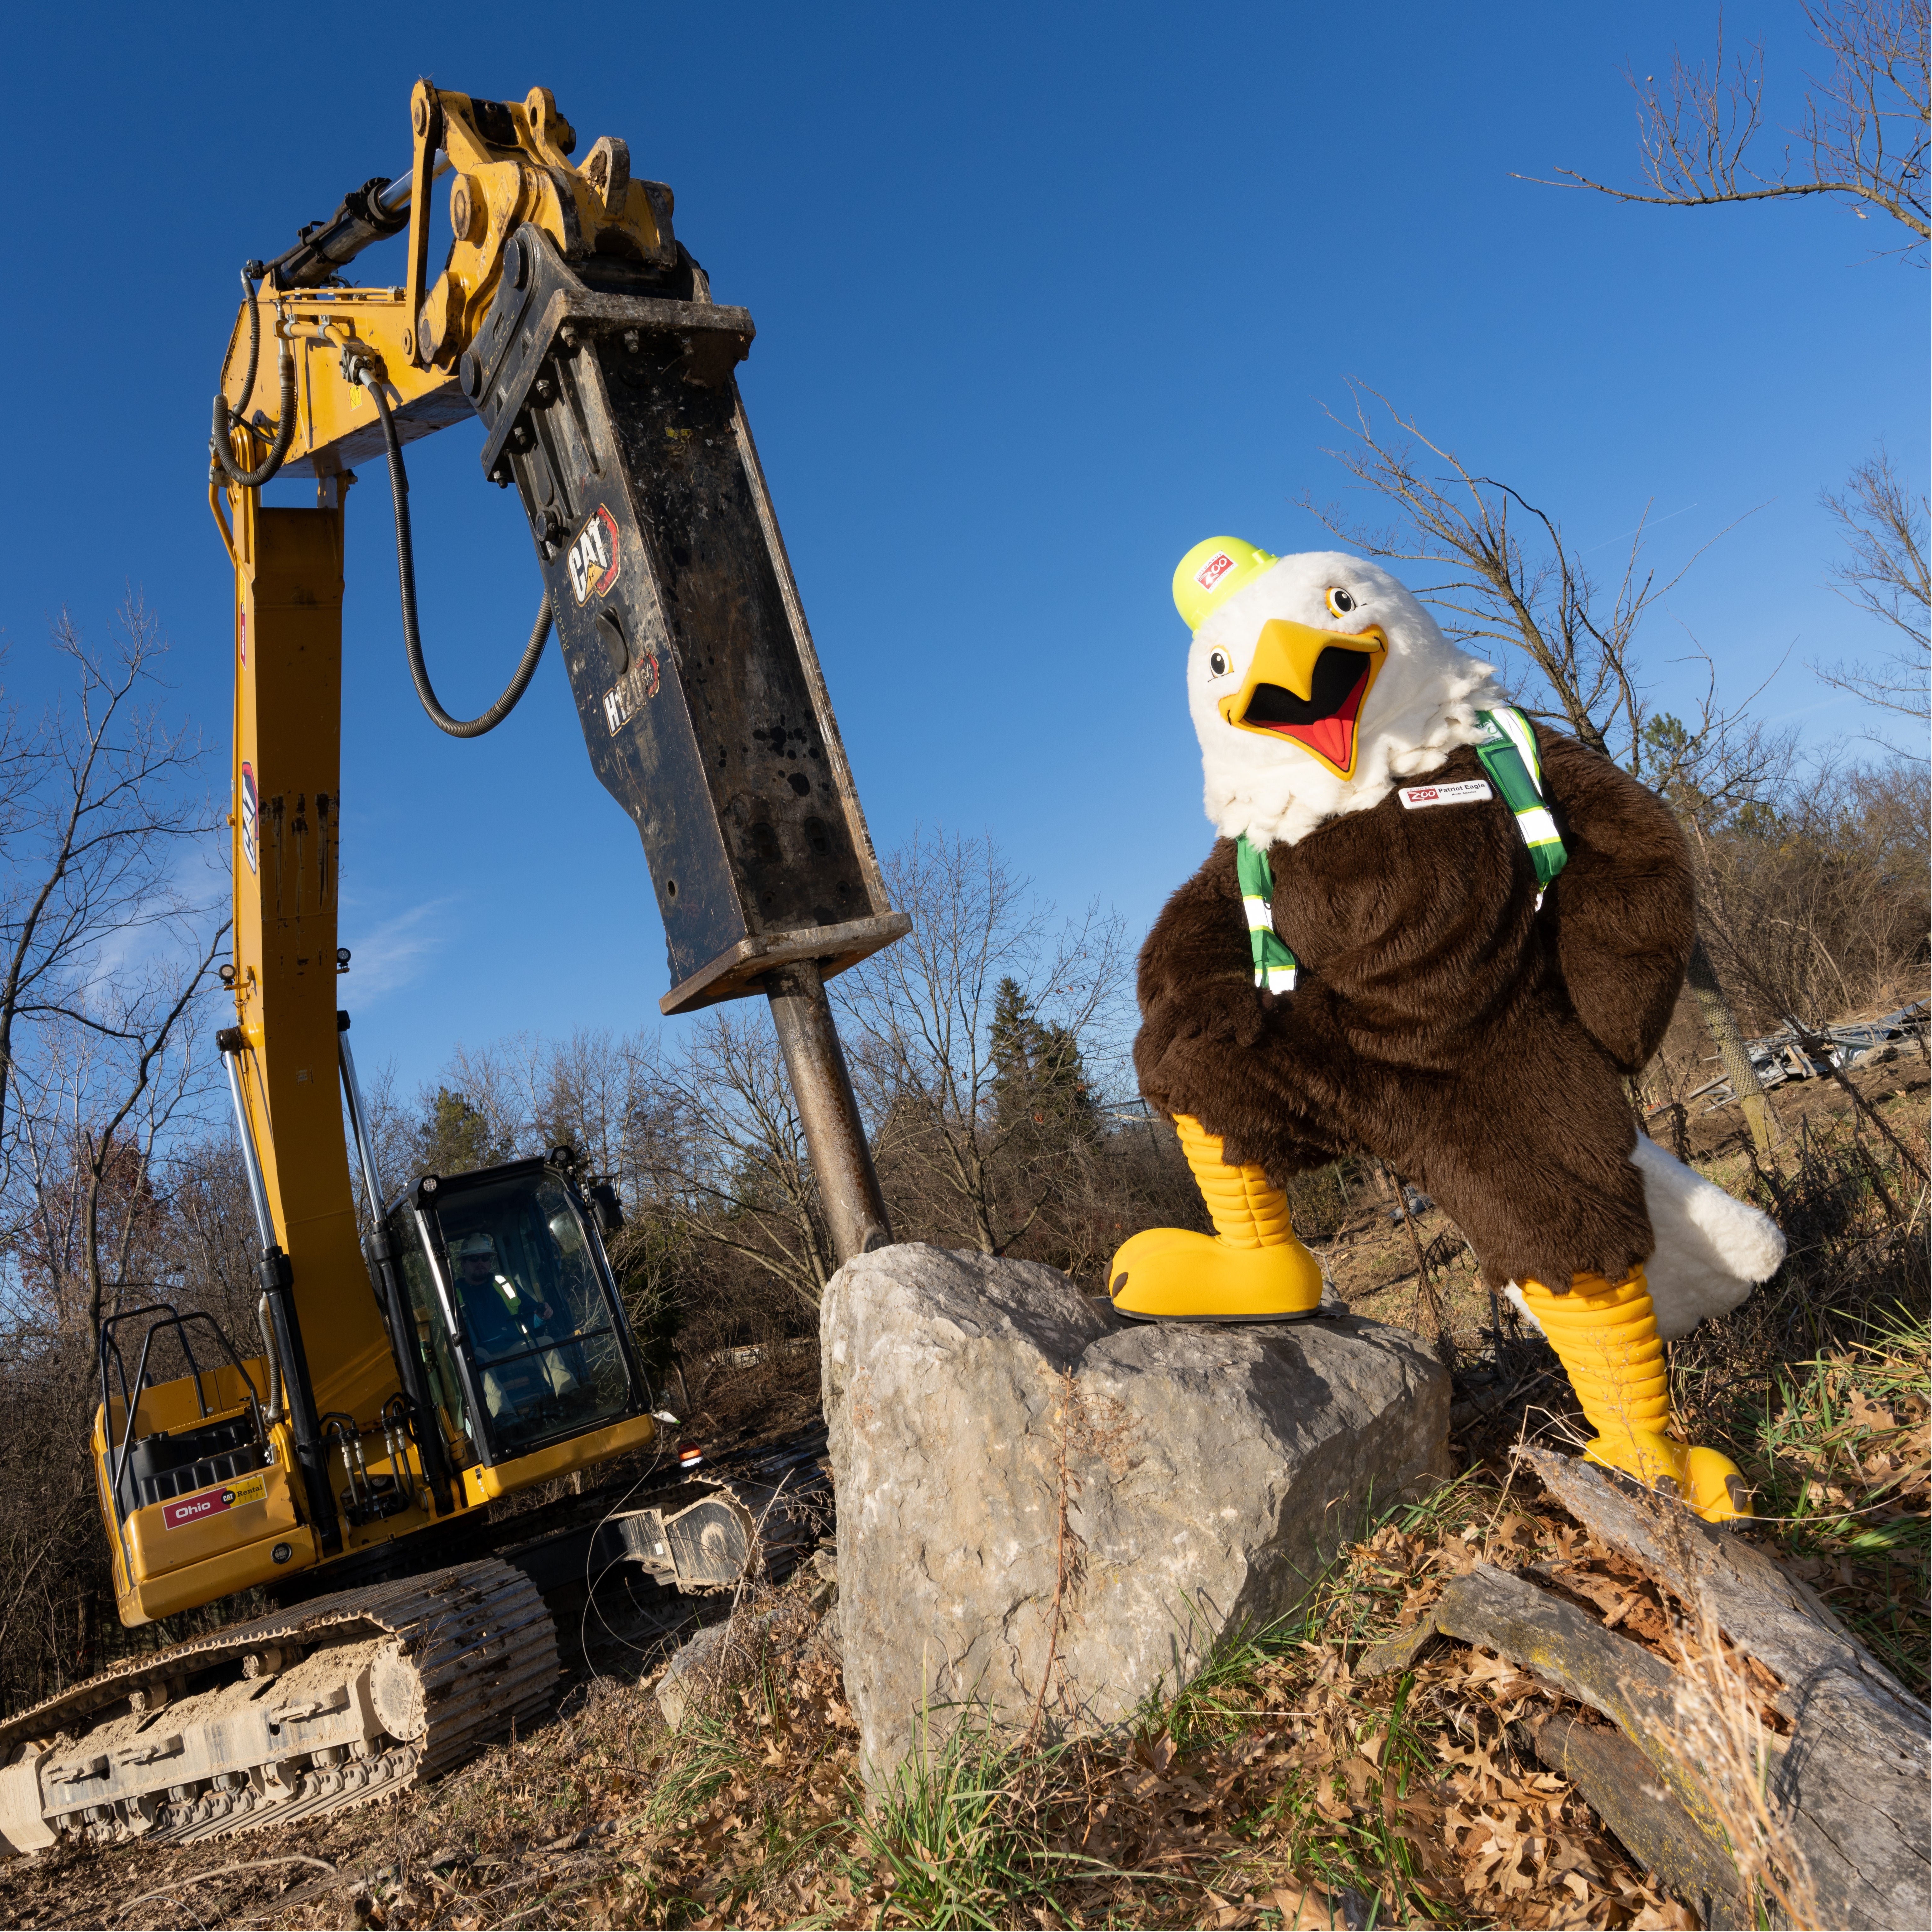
[448,1229,607,1445]
[452,1233,556,1350]
[449,1231,577,1434]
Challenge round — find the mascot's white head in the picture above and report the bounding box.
[1178,539,1508,848]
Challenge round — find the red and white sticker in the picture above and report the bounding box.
[161,1472,267,1531]
[1399,779,1493,809]
[567,505,622,604]
[1194,551,1236,593]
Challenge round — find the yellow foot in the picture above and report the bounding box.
[1583,1428,1754,1524]
[1107,1226,1324,1324]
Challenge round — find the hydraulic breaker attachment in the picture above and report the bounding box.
[465,223,909,1015]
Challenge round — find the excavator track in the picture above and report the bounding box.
[0,1559,557,1855]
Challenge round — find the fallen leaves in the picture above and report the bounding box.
[43,1414,1925,1932]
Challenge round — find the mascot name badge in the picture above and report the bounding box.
[1399,779,1490,808]
[1112,537,1786,1524]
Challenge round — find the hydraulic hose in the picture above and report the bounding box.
[231,267,262,424]
[362,370,553,738]
[213,268,297,489]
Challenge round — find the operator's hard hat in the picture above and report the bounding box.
[453,1232,497,1259]
[1173,536,1278,633]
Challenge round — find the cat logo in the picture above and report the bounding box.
[567,505,622,604]
[240,763,258,873]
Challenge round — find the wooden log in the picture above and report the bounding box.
[1514,1447,1915,1714]
[1355,1615,1438,1680]
[1355,1457,1929,1927]
[1516,1450,1930,1931]
[1514,1712,1744,1929]
[1424,1564,1733,1843]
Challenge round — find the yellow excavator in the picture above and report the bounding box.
[0,81,901,1855]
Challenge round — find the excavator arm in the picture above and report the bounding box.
[94,80,895,1630]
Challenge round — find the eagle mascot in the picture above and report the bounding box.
[1111,539,1786,1523]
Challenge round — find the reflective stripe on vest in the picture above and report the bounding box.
[1235,833,1297,992]
[1472,707,1568,898]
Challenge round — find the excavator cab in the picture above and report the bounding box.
[88,1119,663,1629]
[385,1156,653,1499]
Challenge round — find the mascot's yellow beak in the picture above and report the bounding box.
[1220,619,1388,779]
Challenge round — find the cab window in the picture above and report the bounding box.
[386,1205,477,1467]
[432,1174,633,1458]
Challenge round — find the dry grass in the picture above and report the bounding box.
[12,1070,1928,1931]
[1629,1602,1826,1932]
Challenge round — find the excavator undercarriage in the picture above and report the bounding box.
[0,1460,811,1852]
[0,1561,552,1852]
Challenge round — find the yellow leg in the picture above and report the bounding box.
[1174,1114,1298,1247]
[1521,1270,1752,1523]
[1106,1116,1323,1322]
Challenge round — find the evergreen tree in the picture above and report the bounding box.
[989,977,1098,1146]
[412,1086,511,1180]
[989,976,1040,1130]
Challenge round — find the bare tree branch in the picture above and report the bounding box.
[1811,443,1931,747]
[1521,2,1930,260]
[1296,382,1763,781]
[838,828,1129,1259]
[78,922,231,1344]
[633,1010,836,1310]
[0,604,215,1182]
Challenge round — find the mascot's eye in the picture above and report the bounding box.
[1207,649,1231,677]
[1325,587,1357,618]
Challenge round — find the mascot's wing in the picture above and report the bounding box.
[1538,731,1697,1074]
[1134,844,1268,1107]
[1133,843,1342,1173]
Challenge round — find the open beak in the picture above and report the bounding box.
[1219,619,1388,779]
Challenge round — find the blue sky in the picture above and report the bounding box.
[2,1,1923,1100]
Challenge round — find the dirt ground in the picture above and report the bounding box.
[6,1065,1924,1930]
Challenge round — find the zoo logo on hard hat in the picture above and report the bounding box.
[568,505,623,604]
[1195,551,1236,592]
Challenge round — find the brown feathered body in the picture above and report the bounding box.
[1133,731,1696,1292]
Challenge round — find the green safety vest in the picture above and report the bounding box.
[1237,707,1568,993]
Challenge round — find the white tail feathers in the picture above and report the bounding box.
[1507,1135,1786,1342]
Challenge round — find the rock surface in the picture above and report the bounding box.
[655,1600,839,1729]
[654,1620,735,1730]
[822,1244,1452,1787]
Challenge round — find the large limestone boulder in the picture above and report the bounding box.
[822,1245,1451,1788]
